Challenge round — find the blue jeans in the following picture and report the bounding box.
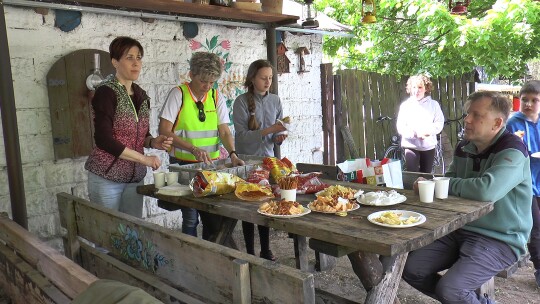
[87,172,144,218]
[180,207,199,237]
[403,229,516,304]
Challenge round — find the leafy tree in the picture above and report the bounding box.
[316,0,540,81]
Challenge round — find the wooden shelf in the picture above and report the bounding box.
[69,0,299,26]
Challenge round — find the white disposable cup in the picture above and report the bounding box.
[166,172,179,186]
[433,177,450,199]
[153,172,166,189]
[280,189,297,202]
[418,180,436,203]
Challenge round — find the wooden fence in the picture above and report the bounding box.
[333,69,475,161]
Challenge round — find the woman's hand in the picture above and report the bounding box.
[273,122,287,133]
[144,155,162,170]
[152,135,173,151]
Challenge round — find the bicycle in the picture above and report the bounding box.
[376,116,405,165]
[432,114,466,174]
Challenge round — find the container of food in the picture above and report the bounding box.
[169,154,265,185]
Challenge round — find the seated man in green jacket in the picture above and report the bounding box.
[403,91,533,304]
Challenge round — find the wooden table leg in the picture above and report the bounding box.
[293,235,309,271]
[347,252,408,304]
[205,215,238,250]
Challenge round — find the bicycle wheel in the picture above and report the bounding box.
[384,145,406,168]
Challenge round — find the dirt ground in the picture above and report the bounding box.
[234,228,540,304]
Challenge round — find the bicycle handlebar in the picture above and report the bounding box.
[376,116,393,123]
[444,114,466,125]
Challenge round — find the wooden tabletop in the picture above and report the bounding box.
[138,180,493,256]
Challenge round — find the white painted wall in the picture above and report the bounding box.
[1,5,324,247]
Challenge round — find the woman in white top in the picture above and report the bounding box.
[396,74,444,173]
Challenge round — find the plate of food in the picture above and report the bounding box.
[367,210,426,228]
[357,190,407,206]
[257,200,311,218]
[315,185,363,200]
[308,196,360,214]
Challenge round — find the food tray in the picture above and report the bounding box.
[169,154,265,185]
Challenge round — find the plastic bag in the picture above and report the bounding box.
[190,171,244,197]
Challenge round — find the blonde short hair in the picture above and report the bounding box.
[189,52,222,80]
[406,74,433,96]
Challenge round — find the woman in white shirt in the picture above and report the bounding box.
[396,75,445,173]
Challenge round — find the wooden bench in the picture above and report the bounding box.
[0,214,98,303]
[57,192,315,304]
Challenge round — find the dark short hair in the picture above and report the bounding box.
[465,91,511,123]
[520,80,540,96]
[109,36,144,61]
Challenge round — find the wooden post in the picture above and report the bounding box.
[321,63,335,165]
[334,74,345,163]
[57,194,81,264]
[293,235,309,271]
[233,259,251,304]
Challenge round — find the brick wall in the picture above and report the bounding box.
[1,6,324,246]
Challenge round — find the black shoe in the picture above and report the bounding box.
[535,269,540,288]
[260,250,276,261]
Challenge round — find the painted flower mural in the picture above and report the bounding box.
[188,35,232,73]
[111,223,173,273]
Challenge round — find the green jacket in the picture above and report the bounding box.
[446,127,532,258]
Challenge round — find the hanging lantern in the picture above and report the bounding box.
[302,0,319,29]
[361,0,376,24]
[449,0,470,15]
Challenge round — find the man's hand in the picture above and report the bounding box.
[413,177,428,194]
[192,147,212,164]
[231,154,245,167]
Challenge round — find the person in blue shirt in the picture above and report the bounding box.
[506,80,540,287]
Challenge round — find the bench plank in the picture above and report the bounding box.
[58,193,315,304]
[233,259,251,304]
[0,243,71,304]
[0,215,97,299]
[78,242,207,304]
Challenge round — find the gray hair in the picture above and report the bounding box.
[465,91,511,124]
[189,52,222,80]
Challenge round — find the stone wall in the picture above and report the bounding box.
[1,5,324,247]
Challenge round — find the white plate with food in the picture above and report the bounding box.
[315,185,363,199]
[357,190,407,206]
[367,210,426,228]
[308,201,360,214]
[257,207,311,218]
[257,200,311,218]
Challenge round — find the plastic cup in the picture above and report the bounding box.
[433,177,450,199]
[153,172,166,188]
[280,189,297,202]
[418,180,436,203]
[166,172,179,186]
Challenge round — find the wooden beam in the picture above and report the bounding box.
[74,0,298,25]
[0,215,97,299]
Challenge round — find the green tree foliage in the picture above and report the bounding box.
[316,0,540,80]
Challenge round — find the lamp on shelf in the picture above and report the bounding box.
[449,0,470,15]
[302,0,319,29]
[361,0,376,24]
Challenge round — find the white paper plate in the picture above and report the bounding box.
[307,202,360,214]
[367,210,426,228]
[357,190,407,206]
[257,207,311,218]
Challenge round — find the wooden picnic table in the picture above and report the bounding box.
[137,179,493,304]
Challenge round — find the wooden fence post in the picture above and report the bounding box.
[57,193,81,264]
